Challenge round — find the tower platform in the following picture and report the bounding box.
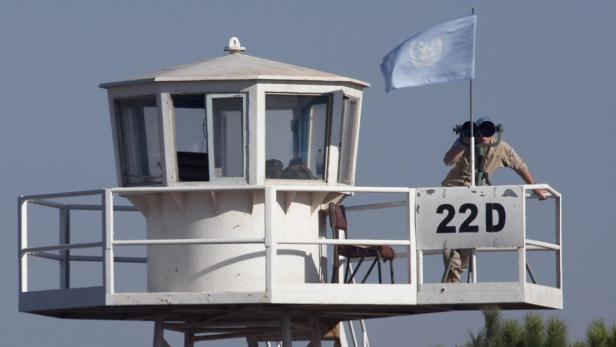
[19,184,562,323]
[22,283,560,321]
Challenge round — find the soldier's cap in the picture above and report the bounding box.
[476,117,492,125]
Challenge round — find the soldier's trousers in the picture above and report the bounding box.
[443,248,472,283]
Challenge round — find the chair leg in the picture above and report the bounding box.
[342,254,394,284]
[526,262,537,284]
[376,252,383,284]
[332,250,339,283]
[361,257,379,283]
[347,256,366,283]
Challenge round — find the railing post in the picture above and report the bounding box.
[103,189,114,294]
[407,188,417,291]
[18,197,28,293]
[265,186,277,298]
[518,247,527,286]
[471,252,477,283]
[555,194,562,289]
[519,186,528,289]
[337,236,344,285]
[59,206,70,289]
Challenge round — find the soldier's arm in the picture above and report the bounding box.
[443,139,467,166]
[501,142,548,200]
[517,168,548,200]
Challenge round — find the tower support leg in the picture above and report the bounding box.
[281,314,292,347]
[184,331,195,347]
[308,314,322,347]
[153,317,170,347]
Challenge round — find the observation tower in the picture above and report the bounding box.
[18,37,562,346]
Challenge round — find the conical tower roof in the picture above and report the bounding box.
[100,51,369,88]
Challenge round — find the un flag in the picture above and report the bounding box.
[381,15,477,92]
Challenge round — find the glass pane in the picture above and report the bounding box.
[172,94,209,182]
[338,98,358,184]
[115,96,162,185]
[331,97,344,181]
[212,97,244,178]
[266,95,330,180]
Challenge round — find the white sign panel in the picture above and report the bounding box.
[415,186,524,250]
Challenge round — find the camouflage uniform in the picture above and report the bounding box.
[442,138,528,282]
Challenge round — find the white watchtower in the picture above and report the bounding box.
[18,37,563,347]
[101,36,368,295]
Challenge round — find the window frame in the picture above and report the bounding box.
[264,92,337,183]
[205,93,248,184]
[113,94,165,187]
[170,93,209,183]
[337,95,360,185]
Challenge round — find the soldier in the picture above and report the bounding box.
[441,117,547,283]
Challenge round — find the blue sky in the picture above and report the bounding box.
[1,1,614,346]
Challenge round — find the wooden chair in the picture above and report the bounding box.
[328,203,395,284]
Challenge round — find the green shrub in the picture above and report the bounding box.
[524,313,545,347]
[586,320,609,347]
[545,317,567,347]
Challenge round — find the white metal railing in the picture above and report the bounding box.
[524,184,563,288]
[18,184,561,295]
[18,186,415,295]
[416,184,562,286]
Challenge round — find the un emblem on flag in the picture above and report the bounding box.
[409,37,444,67]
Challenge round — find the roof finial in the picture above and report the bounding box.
[224,37,246,54]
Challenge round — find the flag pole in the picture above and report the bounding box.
[468,7,478,284]
[469,7,476,187]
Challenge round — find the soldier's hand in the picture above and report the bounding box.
[533,189,549,201]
